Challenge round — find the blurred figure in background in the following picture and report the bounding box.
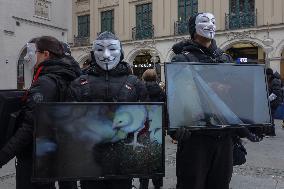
[266,68,282,136]
[139,69,164,189]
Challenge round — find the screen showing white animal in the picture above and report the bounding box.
[33,103,164,181]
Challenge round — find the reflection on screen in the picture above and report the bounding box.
[166,63,271,129]
[34,103,164,180]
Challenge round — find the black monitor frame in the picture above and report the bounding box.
[165,62,273,130]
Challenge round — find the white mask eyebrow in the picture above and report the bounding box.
[196,13,216,25]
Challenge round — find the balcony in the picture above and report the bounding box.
[73,36,90,47]
[132,25,154,40]
[174,20,189,35]
[225,10,257,30]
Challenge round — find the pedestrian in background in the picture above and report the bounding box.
[139,69,164,189]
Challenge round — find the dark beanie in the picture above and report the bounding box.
[188,13,201,39]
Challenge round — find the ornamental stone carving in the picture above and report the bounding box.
[98,0,119,8]
[133,40,156,49]
[226,30,257,41]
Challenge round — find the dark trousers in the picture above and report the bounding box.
[80,179,132,189]
[16,157,55,189]
[176,134,233,189]
[139,177,163,189]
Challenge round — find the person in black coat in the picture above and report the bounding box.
[0,36,81,189]
[67,31,148,189]
[266,68,282,115]
[139,69,164,189]
[170,12,242,189]
[266,68,282,136]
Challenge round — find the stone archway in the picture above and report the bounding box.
[219,38,265,51]
[17,48,26,89]
[222,40,265,64]
[77,53,91,68]
[16,40,35,89]
[130,49,162,80]
[165,49,176,62]
[126,47,163,65]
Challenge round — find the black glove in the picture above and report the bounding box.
[176,127,191,142]
[247,133,263,142]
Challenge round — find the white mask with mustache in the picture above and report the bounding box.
[195,13,216,39]
[93,40,121,70]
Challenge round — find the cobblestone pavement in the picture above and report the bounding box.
[1,120,284,189]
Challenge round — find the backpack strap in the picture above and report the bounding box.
[67,75,91,102]
[45,73,69,101]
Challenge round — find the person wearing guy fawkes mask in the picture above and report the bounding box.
[67,31,148,189]
[170,13,242,189]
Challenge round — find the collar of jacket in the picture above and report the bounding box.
[35,57,82,81]
[182,39,224,58]
[88,61,131,77]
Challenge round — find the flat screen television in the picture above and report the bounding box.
[165,63,272,130]
[33,102,164,181]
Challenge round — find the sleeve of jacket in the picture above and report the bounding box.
[171,54,188,62]
[0,76,57,167]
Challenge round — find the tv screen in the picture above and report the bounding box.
[33,102,164,181]
[166,63,272,129]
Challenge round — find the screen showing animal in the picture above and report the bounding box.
[166,63,272,129]
[33,102,164,181]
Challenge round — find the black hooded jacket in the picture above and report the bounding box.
[68,61,148,102]
[172,39,233,63]
[0,56,81,166]
[145,81,165,102]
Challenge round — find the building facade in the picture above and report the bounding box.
[0,0,72,89]
[71,0,284,80]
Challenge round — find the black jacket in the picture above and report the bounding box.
[68,61,148,102]
[145,81,165,102]
[269,71,282,114]
[0,56,81,166]
[172,39,233,63]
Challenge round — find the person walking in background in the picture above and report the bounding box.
[139,69,164,189]
[266,68,282,135]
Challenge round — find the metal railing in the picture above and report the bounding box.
[174,20,189,35]
[225,10,257,30]
[73,36,90,47]
[132,25,154,40]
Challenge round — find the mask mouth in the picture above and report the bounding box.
[99,57,116,62]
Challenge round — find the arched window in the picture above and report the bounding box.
[227,0,255,29]
[17,49,26,89]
